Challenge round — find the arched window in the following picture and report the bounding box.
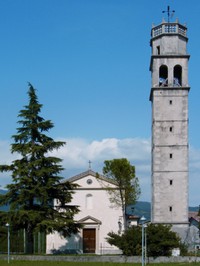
[86,194,93,210]
[159,65,168,86]
[173,65,182,86]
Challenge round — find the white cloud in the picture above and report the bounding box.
[50,137,152,202]
[0,141,19,189]
[0,138,200,206]
[0,141,17,164]
[53,137,151,176]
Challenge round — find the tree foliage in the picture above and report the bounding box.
[147,224,181,257]
[107,226,142,256]
[103,158,140,229]
[0,84,80,253]
[106,223,185,257]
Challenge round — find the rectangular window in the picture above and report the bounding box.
[169,100,172,105]
[169,206,172,212]
[169,126,173,132]
[170,153,173,159]
[157,46,160,55]
[170,180,173,185]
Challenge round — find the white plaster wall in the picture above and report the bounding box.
[46,173,123,254]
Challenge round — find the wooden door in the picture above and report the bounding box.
[83,228,96,253]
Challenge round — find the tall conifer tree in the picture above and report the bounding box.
[0,84,80,253]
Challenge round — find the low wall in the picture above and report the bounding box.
[0,255,200,263]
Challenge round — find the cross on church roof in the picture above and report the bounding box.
[162,5,175,23]
[88,160,92,170]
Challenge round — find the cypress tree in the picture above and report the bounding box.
[0,83,80,253]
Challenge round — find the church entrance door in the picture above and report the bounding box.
[83,228,96,253]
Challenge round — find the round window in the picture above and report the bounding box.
[87,179,92,185]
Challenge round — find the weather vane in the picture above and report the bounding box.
[162,5,175,23]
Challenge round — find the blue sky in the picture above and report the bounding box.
[0,0,200,206]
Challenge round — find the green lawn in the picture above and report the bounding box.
[1,261,200,266]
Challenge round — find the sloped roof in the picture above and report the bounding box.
[64,169,117,186]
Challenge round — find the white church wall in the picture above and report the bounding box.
[46,171,123,254]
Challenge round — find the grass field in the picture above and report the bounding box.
[1,261,200,266]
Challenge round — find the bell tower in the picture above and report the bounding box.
[150,11,190,236]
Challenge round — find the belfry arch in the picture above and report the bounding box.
[159,65,168,86]
[173,64,182,86]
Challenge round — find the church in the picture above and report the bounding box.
[46,169,124,254]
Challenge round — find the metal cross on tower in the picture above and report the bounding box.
[162,5,175,23]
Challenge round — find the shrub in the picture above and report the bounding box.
[106,223,185,257]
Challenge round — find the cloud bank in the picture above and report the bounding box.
[0,138,199,206]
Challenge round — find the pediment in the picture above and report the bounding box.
[78,215,102,225]
[66,170,117,186]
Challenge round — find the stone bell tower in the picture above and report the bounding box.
[150,12,190,237]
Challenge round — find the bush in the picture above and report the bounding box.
[147,224,180,257]
[107,226,142,256]
[106,223,186,257]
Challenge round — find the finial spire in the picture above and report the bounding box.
[162,5,175,23]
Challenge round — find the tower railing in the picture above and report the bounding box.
[152,23,187,38]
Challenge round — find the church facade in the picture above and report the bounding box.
[46,170,123,254]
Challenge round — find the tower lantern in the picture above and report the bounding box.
[150,12,190,237]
